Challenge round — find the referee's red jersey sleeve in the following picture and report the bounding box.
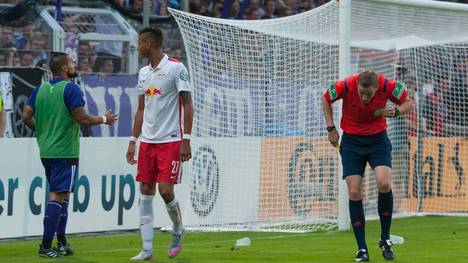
[324,80,346,103]
[386,80,408,105]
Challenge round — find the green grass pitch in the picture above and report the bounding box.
[1,216,467,263]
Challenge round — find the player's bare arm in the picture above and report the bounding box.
[180,91,193,162]
[322,95,339,147]
[21,104,36,130]
[127,94,145,165]
[71,107,118,126]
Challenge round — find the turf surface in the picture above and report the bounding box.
[1,216,467,263]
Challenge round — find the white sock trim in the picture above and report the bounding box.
[140,194,155,201]
[166,198,177,209]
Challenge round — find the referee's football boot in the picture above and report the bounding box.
[38,244,62,258]
[56,242,74,256]
[379,239,395,260]
[354,248,369,262]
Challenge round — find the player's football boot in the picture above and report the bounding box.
[168,228,184,258]
[354,248,369,262]
[130,250,153,261]
[56,242,74,256]
[379,239,395,260]
[38,244,62,258]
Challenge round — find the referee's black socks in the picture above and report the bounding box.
[378,191,393,241]
[349,199,367,250]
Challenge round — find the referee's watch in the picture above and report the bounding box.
[326,125,336,132]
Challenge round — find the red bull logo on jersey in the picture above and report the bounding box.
[145,86,161,96]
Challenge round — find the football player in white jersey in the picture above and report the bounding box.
[126,27,193,261]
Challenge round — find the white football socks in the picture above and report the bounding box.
[139,194,154,251]
[166,198,183,234]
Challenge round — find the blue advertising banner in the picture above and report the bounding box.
[80,73,327,137]
[80,74,138,137]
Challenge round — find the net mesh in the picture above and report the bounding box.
[170,0,468,232]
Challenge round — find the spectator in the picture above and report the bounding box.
[153,0,169,16]
[3,45,20,67]
[172,48,183,62]
[0,26,13,48]
[198,1,210,16]
[28,30,48,65]
[249,0,261,11]
[94,15,123,73]
[212,2,224,18]
[246,7,260,20]
[114,0,128,8]
[78,56,92,73]
[283,0,300,14]
[120,51,127,73]
[96,57,114,73]
[61,14,81,34]
[19,51,34,67]
[277,6,293,17]
[22,22,37,42]
[446,59,468,136]
[132,0,143,13]
[421,80,445,137]
[11,30,28,50]
[260,0,277,19]
[227,0,241,19]
[0,51,6,66]
[78,41,92,57]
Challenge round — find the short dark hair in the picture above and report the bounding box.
[358,71,378,88]
[49,52,68,75]
[139,27,163,48]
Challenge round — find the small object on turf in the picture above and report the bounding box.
[235,237,251,247]
[390,234,404,244]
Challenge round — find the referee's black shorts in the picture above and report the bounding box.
[339,131,392,179]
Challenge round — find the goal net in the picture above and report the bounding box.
[169,0,468,232]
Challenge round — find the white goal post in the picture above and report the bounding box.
[169,0,468,232]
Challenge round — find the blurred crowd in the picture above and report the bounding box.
[110,0,326,18]
[0,1,190,72]
[111,0,181,16]
[0,21,50,68]
[190,0,327,19]
[397,49,468,137]
[1,0,468,74]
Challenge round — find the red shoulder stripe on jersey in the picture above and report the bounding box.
[168,58,181,63]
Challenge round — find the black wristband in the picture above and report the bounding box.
[326,125,336,132]
[394,107,400,117]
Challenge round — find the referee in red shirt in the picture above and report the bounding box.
[322,71,413,262]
